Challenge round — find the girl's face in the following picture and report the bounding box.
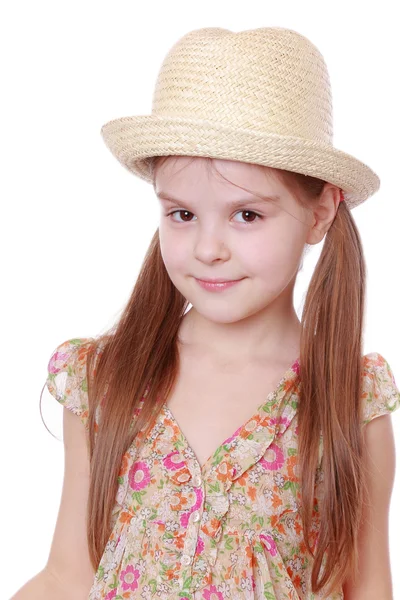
[155,157,315,325]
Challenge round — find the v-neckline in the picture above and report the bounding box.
[161,356,300,476]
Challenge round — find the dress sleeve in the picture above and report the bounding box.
[45,338,94,429]
[361,352,400,426]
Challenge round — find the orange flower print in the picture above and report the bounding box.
[247,486,257,502]
[169,491,189,511]
[215,459,233,483]
[286,455,299,481]
[118,452,130,478]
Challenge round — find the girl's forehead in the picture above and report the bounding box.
[154,156,286,197]
[155,155,279,178]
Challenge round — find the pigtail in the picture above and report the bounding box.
[297,199,367,596]
[85,227,189,571]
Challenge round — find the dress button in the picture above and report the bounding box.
[181,553,192,565]
[192,510,200,522]
[192,474,202,487]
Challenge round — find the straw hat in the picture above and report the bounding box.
[100,26,380,210]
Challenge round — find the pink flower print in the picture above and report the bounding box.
[163,450,186,471]
[195,536,205,555]
[270,415,290,436]
[270,415,290,427]
[292,359,300,376]
[260,533,278,557]
[48,350,69,374]
[193,487,204,508]
[104,588,117,600]
[128,461,151,491]
[222,425,242,446]
[259,443,285,471]
[202,584,224,599]
[180,512,190,527]
[119,564,140,591]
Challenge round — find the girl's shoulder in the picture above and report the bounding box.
[45,337,101,429]
[361,352,400,426]
[44,341,399,429]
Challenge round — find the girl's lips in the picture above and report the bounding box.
[195,277,244,291]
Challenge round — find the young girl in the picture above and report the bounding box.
[18,26,400,600]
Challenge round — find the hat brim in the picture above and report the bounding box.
[100,115,380,210]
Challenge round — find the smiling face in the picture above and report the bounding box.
[153,156,340,366]
[154,156,314,329]
[155,156,316,336]
[155,157,318,322]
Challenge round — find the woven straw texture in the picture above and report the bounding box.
[101,27,380,210]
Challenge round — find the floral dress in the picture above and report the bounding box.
[46,338,400,600]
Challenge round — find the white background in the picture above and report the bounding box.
[2,1,399,598]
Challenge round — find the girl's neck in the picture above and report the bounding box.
[177,309,302,367]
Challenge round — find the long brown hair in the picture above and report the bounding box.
[79,156,366,597]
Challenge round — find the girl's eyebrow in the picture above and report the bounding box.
[155,190,281,208]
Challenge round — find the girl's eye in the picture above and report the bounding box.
[166,209,263,224]
[166,210,194,223]
[235,210,263,224]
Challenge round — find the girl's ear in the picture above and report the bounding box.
[305,185,342,245]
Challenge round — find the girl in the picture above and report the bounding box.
[17,27,400,600]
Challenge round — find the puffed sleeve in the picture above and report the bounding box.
[46,338,94,429]
[361,352,400,426]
